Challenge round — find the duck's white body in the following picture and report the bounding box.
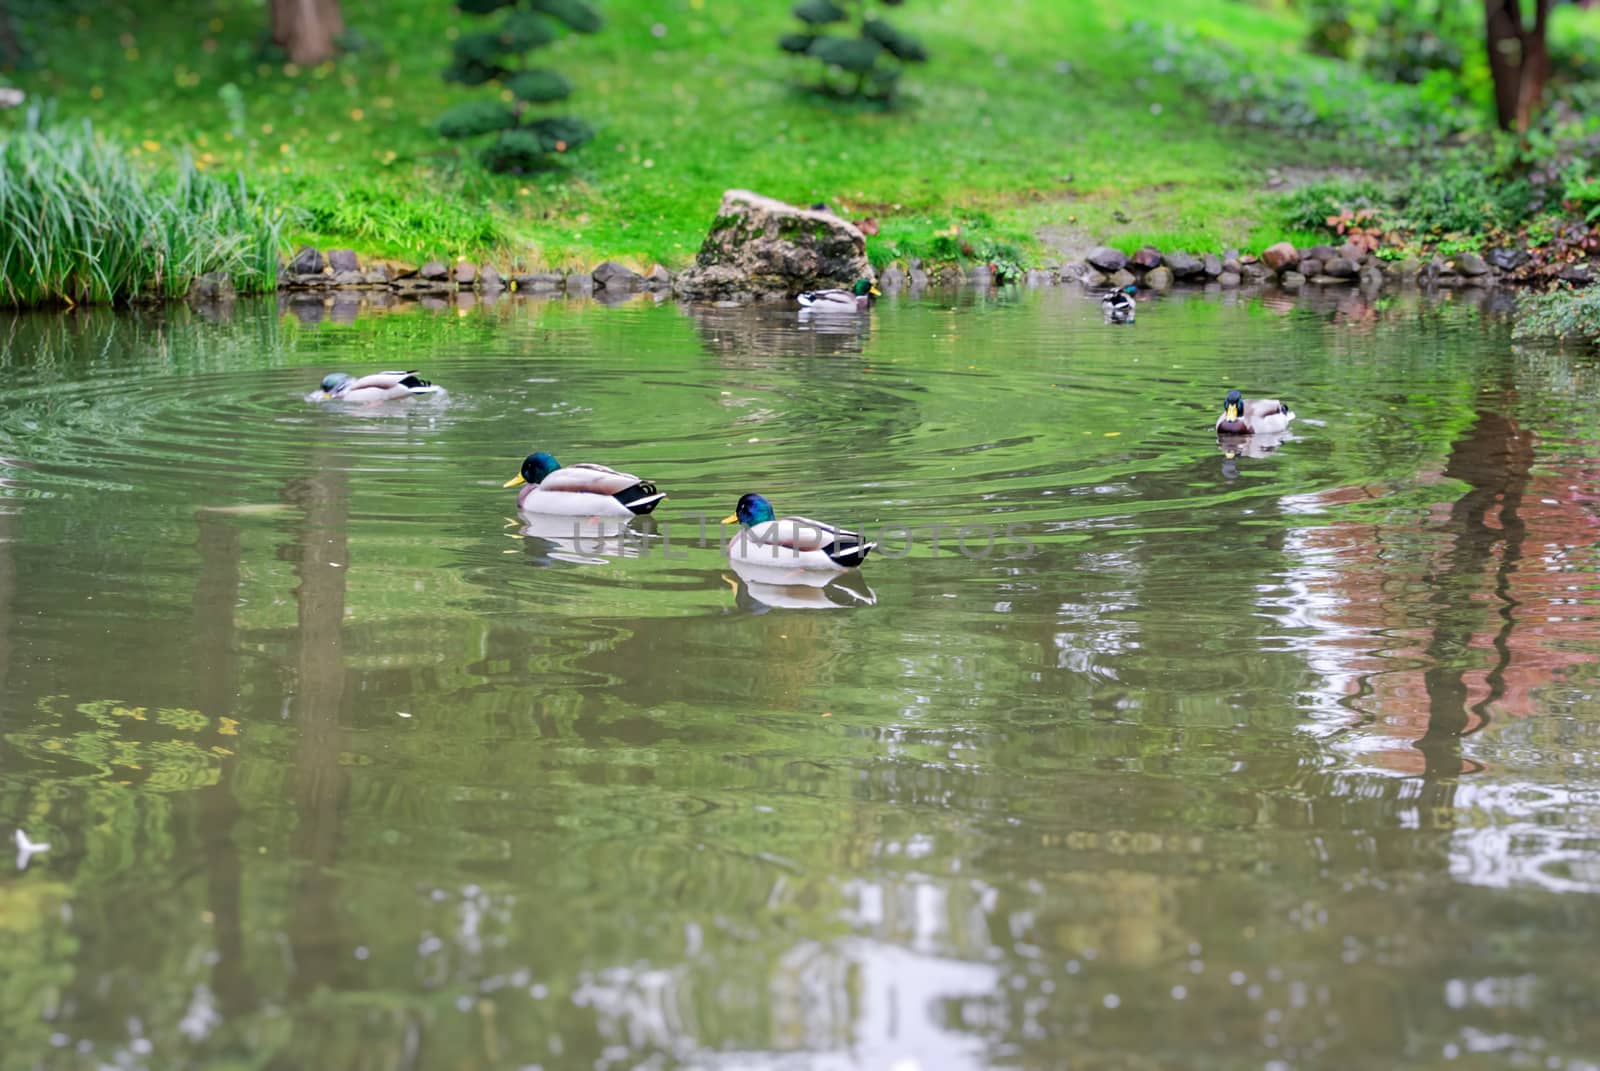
[1101,291,1135,323]
[516,463,664,517]
[322,370,442,403]
[727,516,874,572]
[1216,398,1295,436]
[796,289,870,312]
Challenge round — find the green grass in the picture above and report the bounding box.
[0,114,288,307]
[5,0,1448,271]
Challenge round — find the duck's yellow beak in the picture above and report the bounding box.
[1224,404,1240,421]
[870,286,882,296]
[720,513,739,524]
[503,474,526,488]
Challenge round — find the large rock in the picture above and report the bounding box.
[1164,251,1204,279]
[674,189,872,300]
[593,261,643,291]
[420,260,450,281]
[1087,246,1128,272]
[288,246,325,275]
[1487,247,1528,272]
[1451,252,1489,277]
[1132,246,1163,270]
[1322,257,1359,279]
[1144,265,1174,290]
[1107,268,1136,288]
[1201,253,1223,277]
[1261,241,1299,273]
[327,248,360,273]
[479,265,505,292]
[514,272,564,292]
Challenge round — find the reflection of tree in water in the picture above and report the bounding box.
[279,465,356,1002]
[192,510,257,1019]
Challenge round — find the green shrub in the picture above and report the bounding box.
[1395,159,1534,234]
[1277,177,1388,232]
[0,114,288,308]
[438,0,602,173]
[1514,286,1600,343]
[781,0,928,102]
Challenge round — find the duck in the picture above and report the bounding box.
[1101,284,1137,323]
[503,451,664,517]
[317,370,442,402]
[721,492,874,571]
[797,278,880,312]
[1215,388,1295,435]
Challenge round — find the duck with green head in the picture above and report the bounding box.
[1215,388,1295,436]
[796,278,880,312]
[503,451,665,516]
[316,370,442,402]
[1101,284,1137,323]
[721,492,874,571]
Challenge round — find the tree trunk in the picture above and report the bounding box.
[269,0,344,66]
[1483,0,1550,133]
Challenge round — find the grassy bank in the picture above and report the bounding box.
[7,0,1415,272]
[7,1,1600,282]
[0,115,286,307]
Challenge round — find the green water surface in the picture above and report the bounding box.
[1,285,1598,1070]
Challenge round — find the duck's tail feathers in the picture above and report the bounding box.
[395,372,441,395]
[827,541,874,569]
[617,482,665,515]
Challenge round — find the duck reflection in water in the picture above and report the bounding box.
[725,559,877,612]
[1217,429,1293,480]
[513,513,656,567]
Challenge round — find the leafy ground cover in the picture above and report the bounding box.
[6,0,1398,270]
[6,0,1600,303]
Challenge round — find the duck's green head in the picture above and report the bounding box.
[1222,388,1244,423]
[1122,284,1138,295]
[504,451,561,488]
[722,492,776,527]
[853,278,882,298]
[319,372,352,396]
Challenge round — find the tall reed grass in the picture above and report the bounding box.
[0,112,289,308]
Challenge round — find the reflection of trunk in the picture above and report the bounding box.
[193,512,258,1017]
[284,467,351,997]
[269,0,344,65]
[1415,403,1534,781]
[0,503,12,698]
[1483,0,1550,132]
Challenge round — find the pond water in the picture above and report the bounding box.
[2,284,1599,1070]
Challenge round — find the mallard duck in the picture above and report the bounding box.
[721,492,873,571]
[1101,284,1137,323]
[1215,389,1295,435]
[317,370,442,402]
[797,278,880,312]
[503,451,664,517]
